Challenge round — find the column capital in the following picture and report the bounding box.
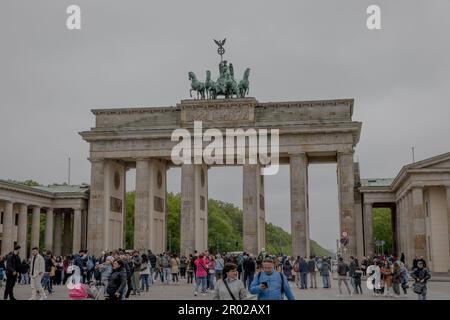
[410,182,425,189]
[337,150,355,158]
[443,183,450,189]
[135,157,150,162]
[364,201,373,206]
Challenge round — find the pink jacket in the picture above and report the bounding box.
[195,258,209,278]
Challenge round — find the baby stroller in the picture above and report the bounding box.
[69,281,103,300]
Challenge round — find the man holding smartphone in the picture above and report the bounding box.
[249,258,295,300]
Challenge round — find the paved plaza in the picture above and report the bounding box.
[2,277,450,300]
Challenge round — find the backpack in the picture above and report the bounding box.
[161,256,170,268]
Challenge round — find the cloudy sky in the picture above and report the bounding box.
[1,0,449,250]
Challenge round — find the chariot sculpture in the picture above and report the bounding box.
[188,39,251,99]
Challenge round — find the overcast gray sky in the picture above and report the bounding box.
[1,0,449,250]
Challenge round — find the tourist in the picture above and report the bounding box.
[207,255,216,290]
[392,262,402,297]
[179,255,187,280]
[161,252,172,285]
[153,254,162,283]
[106,260,127,301]
[381,260,393,297]
[349,256,358,293]
[336,257,352,297]
[399,262,409,294]
[140,254,150,292]
[62,256,71,284]
[42,250,54,294]
[187,254,195,284]
[4,245,21,300]
[289,256,297,283]
[54,256,63,285]
[19,259,30,285]
[237,254,244,280]
[29,247,46,300]
[298,257,309,289]
[320,257,331,288]
[0,257,5,288]
[243,255,256,289]
[400,252,405,265]
[97,255,114,294]
[147,250,157,284]
[308,255,318,289]
[412,260,430,300]
[123,254,134,298]
[353,267,363,294]
[282,258,293,281]
[171,254,180,284]
[418,256,427,268]
[131,250,142,295]
[215,254,224,281]
[412,256,419,271]
[249,258,294,300]
[213,263,247,300]
[194,254,209,296]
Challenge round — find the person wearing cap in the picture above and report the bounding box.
[4,245,21,300]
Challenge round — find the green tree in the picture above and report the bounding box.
[373,208,393,254]
[125,191,330,256]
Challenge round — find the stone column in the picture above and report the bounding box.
[53,211,62,256]
[72,208,82,253]
[87,159,105,256]
[148,159,168,254]
[446,186,450,256]
[337,152,357,260]
[412,186,427,259]
[363,202,374,256]
[44,208,54,252]
[406,191,415,268]
[243,164,265,256]
[181,164,196,256]
[398,197,405,256]
[63,211,72,255]
[31,206,41,250]
[134,158,150,252]
[17,203,28,258]
[290,153,309,258]
[80,209,87,250]
[180,163,208,256]
[1,200,14,256]
[391,204,399,255]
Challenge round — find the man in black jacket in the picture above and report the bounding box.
[243,255,256,289]
[412,261,431,300]
[4,245,21,300]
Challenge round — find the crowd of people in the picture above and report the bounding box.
[0,245,433,300]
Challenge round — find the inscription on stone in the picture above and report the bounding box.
[154,196,164,212]
[185,106,251,122]
[110,197,122,213]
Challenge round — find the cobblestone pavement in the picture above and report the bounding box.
[2,277,450,300]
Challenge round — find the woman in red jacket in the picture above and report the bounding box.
[194,254,209,296]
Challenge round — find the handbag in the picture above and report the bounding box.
[413,282,425,294]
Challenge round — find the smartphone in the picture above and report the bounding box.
[261,281,268,287]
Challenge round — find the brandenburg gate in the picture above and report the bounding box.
[79,97,362,258]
